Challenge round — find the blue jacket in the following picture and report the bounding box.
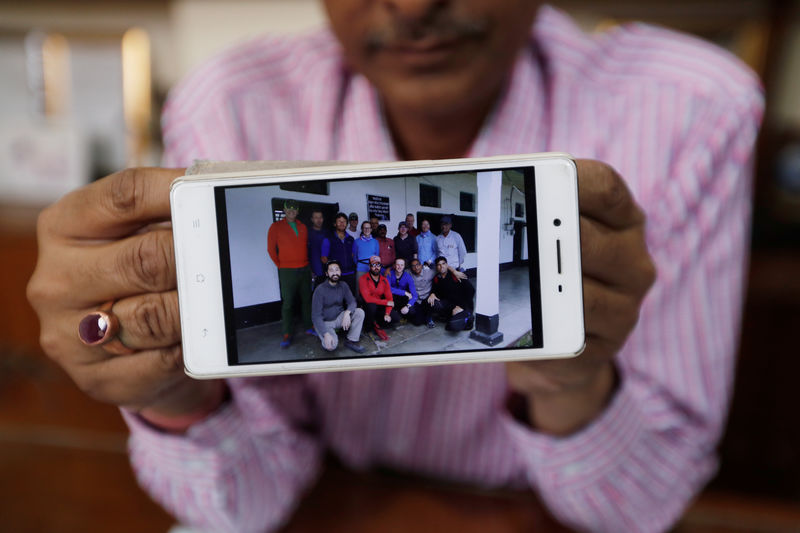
[353,235,379,272]
[387,270,418,305]
[322,232,356,275]
[308,227,330,277]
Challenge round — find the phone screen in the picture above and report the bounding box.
[214,167,543,365]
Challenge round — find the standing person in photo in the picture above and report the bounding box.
[376,224,396,274]
[267,199,315,348]
[405,213,420,237]
[346,212,360,240]
[394,221,418,265]
[308,209,330,289]
[416,219,437,268]
[322,212,358,297]
[435,215,467,272]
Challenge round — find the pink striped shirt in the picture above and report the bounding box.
[126,6,763,532]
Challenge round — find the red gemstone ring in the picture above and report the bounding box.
[78,300,135,355]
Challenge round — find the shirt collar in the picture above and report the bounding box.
[468,43,549,158]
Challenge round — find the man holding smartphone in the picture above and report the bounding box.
[27,1,763,532]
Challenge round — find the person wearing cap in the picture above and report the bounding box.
[345,212,360,241]
[405,213,420,238]
[359,255,399,341]
[394,221,418,265]
[267,199,315,348]
[435,215,467,271]
[376,224,396,273]
[416,219,437,268]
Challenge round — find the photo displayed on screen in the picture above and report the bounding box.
[215,168,543,365]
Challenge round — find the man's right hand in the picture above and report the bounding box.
[27,168,224,420]
[322,332,336,350]
[427,294,438,306]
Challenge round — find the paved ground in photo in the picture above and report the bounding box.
[236,266,534,364]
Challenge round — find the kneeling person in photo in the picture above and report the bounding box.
[359,255,400,341]
[387,258,418,322]
[410,258,467,328]
[428,256,475,331]
[311,260,365,353]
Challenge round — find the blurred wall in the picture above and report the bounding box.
[171,0,325,84]
[1,0,798,128]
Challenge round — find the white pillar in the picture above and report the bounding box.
[470,170,503,346]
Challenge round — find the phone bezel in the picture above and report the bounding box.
[171,153,584,378]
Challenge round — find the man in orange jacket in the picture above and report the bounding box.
[267,199,314,348]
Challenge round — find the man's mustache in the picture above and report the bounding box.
[365,13,488,52]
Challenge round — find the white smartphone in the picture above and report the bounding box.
[171,153,584,378]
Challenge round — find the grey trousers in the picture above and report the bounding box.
[317,308,365,351]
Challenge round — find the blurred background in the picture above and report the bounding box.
[1,1,799,531]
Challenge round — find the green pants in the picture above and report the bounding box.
[278,266,312,336]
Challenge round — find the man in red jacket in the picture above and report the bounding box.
[359,255,400,341]
[267,199,314,348]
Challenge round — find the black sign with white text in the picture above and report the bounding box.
[366,194,390,220]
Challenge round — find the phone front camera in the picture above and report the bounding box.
[553,218,561,226]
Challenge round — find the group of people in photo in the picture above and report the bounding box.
[267,200,475,353]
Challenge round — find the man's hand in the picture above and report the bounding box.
[341,311,351,331]
[386,300,395,307]
[383,314,392,323]
[427,294,439,306]
[27,168,224,421]
[404,291,412,299]
[506,160,655,436]
[400,305,409,315]
[322,332,336,350]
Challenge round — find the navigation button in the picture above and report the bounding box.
[196,273,205,283]
[201,328,208,338]
[192,218,201,229]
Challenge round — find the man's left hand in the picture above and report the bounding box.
[506,160,655,436]
[341,311,351,331]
